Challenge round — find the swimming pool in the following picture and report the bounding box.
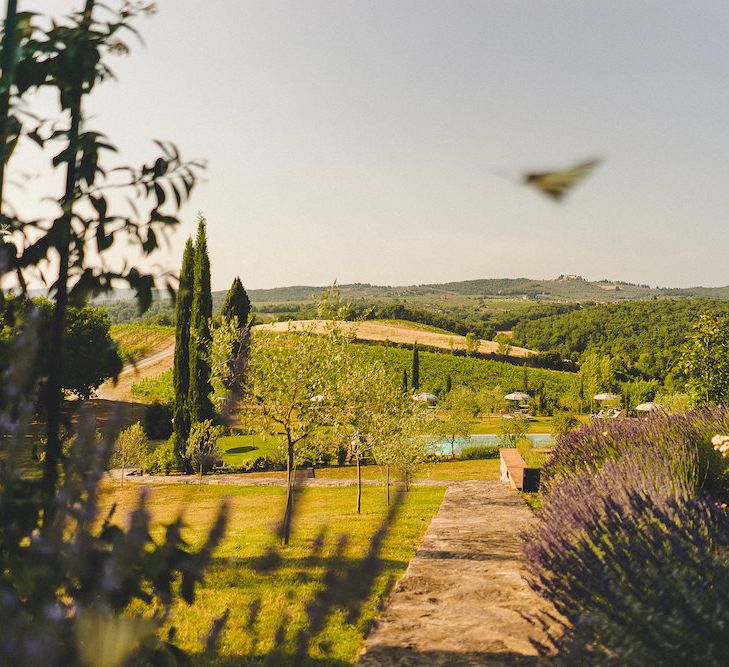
[430,433,553,456]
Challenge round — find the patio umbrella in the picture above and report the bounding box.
[593,393,619,402]
[635,402,664,412]
[504,392,531,401]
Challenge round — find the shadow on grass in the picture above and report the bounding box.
[225,445,257,455]
[194,650,350,666]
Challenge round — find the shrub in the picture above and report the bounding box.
[142,438,178,475]
[459,445,499,460]
[542,408,729,500]
[142,401,173,440]
[524,445,729,665]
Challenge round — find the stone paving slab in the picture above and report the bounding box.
[358,481,554,666]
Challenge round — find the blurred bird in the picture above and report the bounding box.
[523,157,603,201]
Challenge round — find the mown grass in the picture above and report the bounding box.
[218,434,283,465]
[110,323,174,363]
[99,483,445,665]
[213,433,502,481]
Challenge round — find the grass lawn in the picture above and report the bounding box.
[313,459,500,482]
[218,434,283,465]
[213,432,502,482]
[99,483,445,665]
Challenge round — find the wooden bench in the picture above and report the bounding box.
[500,449,541,492]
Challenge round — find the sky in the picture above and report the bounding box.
[14,1,729,291]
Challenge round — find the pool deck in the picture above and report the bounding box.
[357,480,555,666]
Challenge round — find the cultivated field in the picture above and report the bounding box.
[254,319,534,357]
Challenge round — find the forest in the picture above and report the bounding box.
[512,298,729,382]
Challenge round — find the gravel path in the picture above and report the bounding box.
[357,481,554,666]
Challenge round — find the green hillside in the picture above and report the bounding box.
[512,298,729,382]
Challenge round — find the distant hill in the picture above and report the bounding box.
[89,277,729,306]
[242,278,729,305]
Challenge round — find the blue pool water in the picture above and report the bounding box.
[431,433,553,456]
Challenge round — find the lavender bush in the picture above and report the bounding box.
[543,408,729,500]
[524,446,729,665]
[526,410,729,664]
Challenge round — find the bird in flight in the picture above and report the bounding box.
[523,157,603,201]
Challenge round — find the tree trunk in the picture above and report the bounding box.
[282,437,294,545]
[451,436,456,459]
[199,461,203,487]
[356,455,361,514]
[386,465,390,506]
[121,457,125,489]
[42,0,96,520]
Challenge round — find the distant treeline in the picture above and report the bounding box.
[352,336,578,373]
[512,298,729,383]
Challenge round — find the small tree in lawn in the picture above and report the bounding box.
[186,419,224,486]
[497,414,530,448]
[243,323,339,543]
[112,422,149,486]
[332,349,398,514]
[438,386,473,458]
[370,394,433,500]
[477,384,503,424]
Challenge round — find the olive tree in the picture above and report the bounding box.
[112,421,148,486]
[243,323,340,543]
[437,385,473,458]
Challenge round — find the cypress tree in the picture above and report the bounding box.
[188,215,214,423]
[412,342,420,391]
[445,374,452,394]
[402,368,408,393]
[221,276,251,328]
[173,238,194,461]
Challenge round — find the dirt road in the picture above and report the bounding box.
[97,344,175,402]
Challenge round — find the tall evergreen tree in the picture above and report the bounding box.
[173,238,194,460]
[221,276,251,328]
[188,215,214,423]
[412,342,420,391]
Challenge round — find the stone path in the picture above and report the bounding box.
[358,481,554,666]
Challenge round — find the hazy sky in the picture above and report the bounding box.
[22,1,729,290]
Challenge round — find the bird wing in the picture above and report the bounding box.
[525,158,602,201]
